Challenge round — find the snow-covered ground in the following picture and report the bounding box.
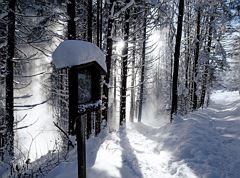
[44,90,240,178]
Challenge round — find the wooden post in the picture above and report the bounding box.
[95,110,101,136]
[87,112,91,138]
[76,115,86,178]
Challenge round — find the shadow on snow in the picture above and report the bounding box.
[132,99,240,178]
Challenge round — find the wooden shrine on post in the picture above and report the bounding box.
[68,60,106,136]
[52,40,106,178]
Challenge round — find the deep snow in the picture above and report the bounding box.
[43,90,240,178]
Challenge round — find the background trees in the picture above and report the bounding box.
[0,0,238,175]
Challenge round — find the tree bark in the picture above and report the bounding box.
[104,0,114,122]
[120,0,130,125]
[5,0,16,161]
[200,16,213,107]
[170,0,184,122]
[67,0,76,40]
[192,8,201,110]
[87,0,92,42]
[99,0,103,49]
[97,0,100,46]
[138,7,147,123]
[129,25,136,122]
[185,0,190,96]
[184,0,192,113]
[67,0,77,135]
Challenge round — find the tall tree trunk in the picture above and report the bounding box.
[97,0,100,47]
[138,7,147,123]
[169,2,175,103]
[106,1,114,84]
[129,25,136,122]
[67,0,76,40]
[87,0,92,42]
[96,0,103,47]
[170,0,184,122]
[184,0,190,91]
[104,0,114,123]
[120,0,130,125]
[192,8,201,110]
[200,16,213,107]
[99,0,103,49]
[5,0,16,161]
[67,0,76,135]
[185,0,191,112]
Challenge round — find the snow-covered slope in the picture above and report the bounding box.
[45,90,240,178]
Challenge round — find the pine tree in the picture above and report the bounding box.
[5,0,16,161]
[120,0,131,125]
[170,0,184,122]
[138,5,147,123]
[87,0,92,42]
[192,7,201,110]
[200,16,214,107]
[104,0,115,124]
[0,0,7,161]
[67,0,76,40]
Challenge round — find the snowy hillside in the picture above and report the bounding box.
[45,91,240,178]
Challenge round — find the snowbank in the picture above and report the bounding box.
[210,90,240,105]
[52,40,106,71]
[42,91,240,178]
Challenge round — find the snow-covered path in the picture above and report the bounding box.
[46,91,240,178]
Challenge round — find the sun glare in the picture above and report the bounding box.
[148,30,165,57]
[116,40,125,54]
[149,30,160,44]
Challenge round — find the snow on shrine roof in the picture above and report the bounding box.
[52,40,106,71]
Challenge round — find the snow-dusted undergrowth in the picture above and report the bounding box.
[31,91,240,178]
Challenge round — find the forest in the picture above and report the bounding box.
[0,0,240,177]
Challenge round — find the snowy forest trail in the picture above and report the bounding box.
[46,91,240,178]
